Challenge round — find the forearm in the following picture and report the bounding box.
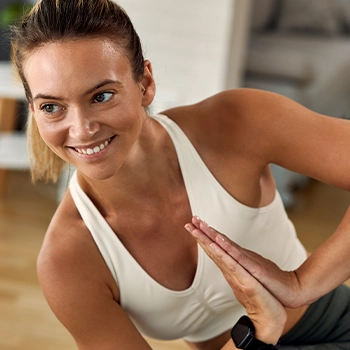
[296,206,350,305]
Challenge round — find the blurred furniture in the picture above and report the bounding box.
[0,62,73,202]
[0,131,29,166]
[243,0,350,207]
[0,62,29,195]
[0,62,78,202]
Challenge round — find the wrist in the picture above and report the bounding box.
[249,304,286,345]
[254,325,281,346]
[231,316,280,349]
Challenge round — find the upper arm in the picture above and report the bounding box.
[248,89,350,189]
[37,218,151,350]
[199,89,350,190]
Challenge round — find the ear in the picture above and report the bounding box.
[141,60,156,107]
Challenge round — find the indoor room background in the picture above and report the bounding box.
[1,0,350,349]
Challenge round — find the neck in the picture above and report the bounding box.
[76,115,181,214]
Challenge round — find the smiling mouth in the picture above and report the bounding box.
[73,136,115,155]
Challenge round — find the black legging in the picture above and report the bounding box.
[280,284,350,349]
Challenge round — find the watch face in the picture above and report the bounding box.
[231,316,255,347]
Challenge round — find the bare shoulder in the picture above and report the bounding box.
[37,191,150,349]
[165,88,297,123]
[37,190,103,288]
[37,188,117,318]
[165,88,350,189]
[163,88,297,163]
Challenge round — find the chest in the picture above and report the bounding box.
[105,188,198,291]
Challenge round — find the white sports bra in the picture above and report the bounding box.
[69,113,307,342]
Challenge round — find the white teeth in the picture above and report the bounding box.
[75,137,112,155]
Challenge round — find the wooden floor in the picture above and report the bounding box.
[1,170,350,350]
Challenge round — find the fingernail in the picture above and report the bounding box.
[217,234,225,241]
[194,216,210,227]
[185,224,200,238]
[184,224,192,233]
[202,221,210,227]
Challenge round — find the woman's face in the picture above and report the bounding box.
[24,38,154,181]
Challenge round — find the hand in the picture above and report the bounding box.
[189,216,306,309]
[185,217,286,345]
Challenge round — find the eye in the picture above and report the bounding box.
[93,92,114,103]
[40,104,60,114]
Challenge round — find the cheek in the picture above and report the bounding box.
[34,116,66,149]
[118,113,144,141]
[105,102,143,132]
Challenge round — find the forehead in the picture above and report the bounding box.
[23,38,133,98]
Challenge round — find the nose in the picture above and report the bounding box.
[68,108,100,141]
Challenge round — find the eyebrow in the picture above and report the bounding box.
[32,79,123,101]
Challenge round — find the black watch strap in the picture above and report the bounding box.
[231,315,280,349]
[246,337,280,349]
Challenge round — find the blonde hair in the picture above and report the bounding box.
[11,0,145,183]
[27,111,66,183]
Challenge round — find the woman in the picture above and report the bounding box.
[11,0,350,349]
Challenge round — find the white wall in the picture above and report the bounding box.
[226,0,253,90]
[116,0,239,111]
[30,0,251,111]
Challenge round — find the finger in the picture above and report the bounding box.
[188,218,276,286]
[184,223,246,279]
[192,217,269,280]
[187,222,286,327]
[186,223,256,288]
[209,242,258,288]
[192,216,247,259]
[210,242,286,318]
[188,218,255,276]
[207,243,284,321]
[191,216,227,244]
[191,217,251,265]
[211,231,301,307]
[185,223,224,264]
[185,223,222,264]
[185,223,215,245]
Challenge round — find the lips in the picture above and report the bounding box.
[73,136,114,155]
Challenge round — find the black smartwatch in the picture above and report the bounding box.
[231,315,280,349]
